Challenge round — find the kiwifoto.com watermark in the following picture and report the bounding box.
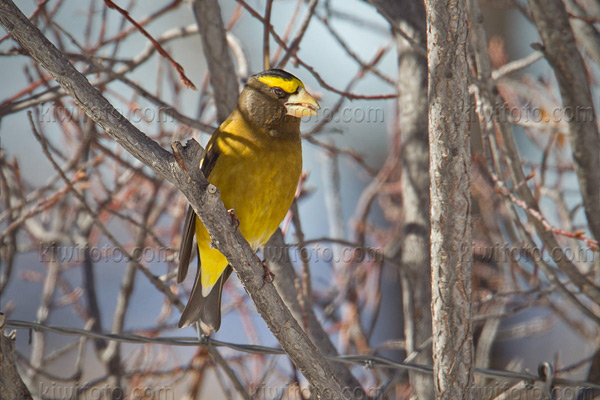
[469,383,597,400]
[39,382,173,400]
[37,105,178,124]
[38,243,384,264]
[252,384,382,400]
[468,103,594,124]
[251,383,596,400]
[473,241,599,264]
[35,102,597,126]
[35,104,386,124]
[35,381,598,400]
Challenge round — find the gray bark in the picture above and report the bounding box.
[191,0,239,121]
[0,317,33,400]
[528,0,600,242]
[192,0,364,395]
[265,230,365,393]
[425,0,474,398]
[0,1,357,397]
[368,1,433,398]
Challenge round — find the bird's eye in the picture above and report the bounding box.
[272,87,286,98]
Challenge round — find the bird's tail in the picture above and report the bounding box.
[178,264,233,331]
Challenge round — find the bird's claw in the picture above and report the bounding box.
[227,209,240,228]
[260,259,275,289]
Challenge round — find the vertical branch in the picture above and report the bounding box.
[28,250,60,386]
[466,0,509,379]
[368,0,433,397]
[394,7,432,400]
[290,200,313,320]
[425,0,473,398]
[0,154,17,295]
[101,224,149,394]
[192,0,238,121]
[263,0,273,70]
[321,149,344,270]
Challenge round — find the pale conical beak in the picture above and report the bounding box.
[285,87,320,117]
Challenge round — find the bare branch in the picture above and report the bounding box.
[192,0,239,121]
[368,0,433,397]
[426,0,474,398]
[0,1,358,397]
[527,0,600,242]
[103,0,196,89]
[276,0,318,69]
[262,0,273,70]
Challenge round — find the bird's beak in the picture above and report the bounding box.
[285,87,320,117]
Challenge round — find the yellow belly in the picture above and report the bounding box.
[195,130,301,295]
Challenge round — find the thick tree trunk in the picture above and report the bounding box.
[425,0,473,398]
[368,1,433,397]
[0,318,33,400]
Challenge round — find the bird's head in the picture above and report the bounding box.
[241,69,320,124]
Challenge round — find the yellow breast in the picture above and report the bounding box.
[210,130,301,247]
[194,112,302,294]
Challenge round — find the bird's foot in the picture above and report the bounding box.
[259,258,275,289]
[227,209,240,228]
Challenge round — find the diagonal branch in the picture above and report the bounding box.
[0,1,357,397]
[527,0,600,242]
[193,0,364,393]
[104,0,196,89]
[468,0,600,321]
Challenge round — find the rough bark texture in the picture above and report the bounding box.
[0,324,33,400]
[192,0,239,122]
[264,230,365,394]
[527,0,600,242]
[425,0,473,398]
[0,1,355,398]
[192,0,364,395]
[368,1,433,398]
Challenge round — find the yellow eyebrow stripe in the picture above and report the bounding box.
[257,75,305,93]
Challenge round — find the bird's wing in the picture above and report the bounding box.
[177,205,196,284]
[178,129,230,330]
[200,131,221,177]
[176,130,222,283]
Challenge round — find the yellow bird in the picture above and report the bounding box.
[177,69,320,331]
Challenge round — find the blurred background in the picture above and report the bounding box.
[1,0,599,398]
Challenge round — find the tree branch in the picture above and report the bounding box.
[264,230,365,392]
[0,1,355,397]
[425,0,474,398]
[527,0,600,242]
[191,0,239,121]
[467,0,600,323]
[368,0,433,398]
[0,316,33,400]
